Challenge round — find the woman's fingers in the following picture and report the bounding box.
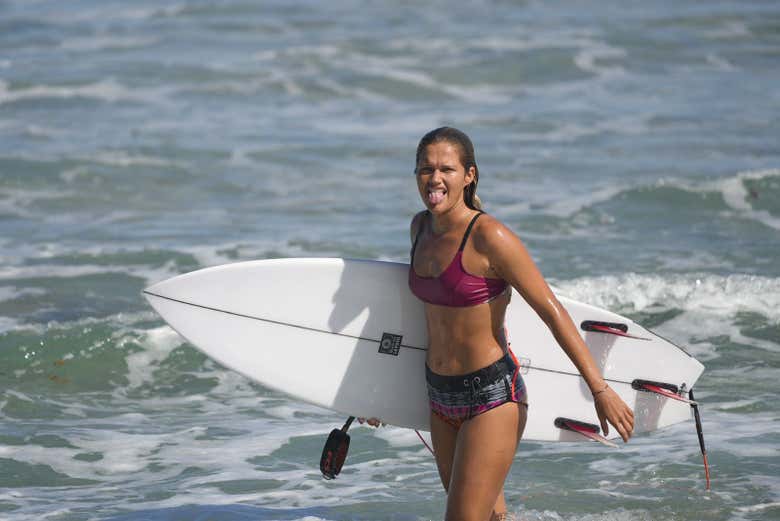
[358,417,383,428]
[599,413,609,437]
[595,388,634,443]
[617,423,631,443]
[615,405,634,442]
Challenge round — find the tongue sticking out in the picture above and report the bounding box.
[428,190,445,205]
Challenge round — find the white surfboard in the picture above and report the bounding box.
[143,258,704,442]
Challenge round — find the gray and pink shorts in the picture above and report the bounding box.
[426,350,527,429]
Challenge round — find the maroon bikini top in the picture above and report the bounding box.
[408,211,509,307]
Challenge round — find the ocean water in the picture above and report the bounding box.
[1,0,779,519]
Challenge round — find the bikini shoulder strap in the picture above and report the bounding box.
[410,210,429,261]
[458,211,484,251]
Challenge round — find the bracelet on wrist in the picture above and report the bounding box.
[592,383,609,397]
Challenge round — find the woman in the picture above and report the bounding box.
[408,127,635,521]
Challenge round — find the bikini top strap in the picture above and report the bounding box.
[458,212,484,251]
[410,210,430,261]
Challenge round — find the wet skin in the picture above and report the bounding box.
[411,142,634,520]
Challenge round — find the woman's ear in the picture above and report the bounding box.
[465,165,476,185]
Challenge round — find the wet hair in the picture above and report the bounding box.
[414,127,482,210]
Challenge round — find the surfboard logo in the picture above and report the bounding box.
[378,333,402,356]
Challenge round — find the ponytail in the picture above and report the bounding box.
[464,179,482,211]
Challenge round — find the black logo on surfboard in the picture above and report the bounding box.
[378,333,402,356]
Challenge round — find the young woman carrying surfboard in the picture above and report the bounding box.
[406,127,635,521]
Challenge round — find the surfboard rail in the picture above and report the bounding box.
[144,257,705,442]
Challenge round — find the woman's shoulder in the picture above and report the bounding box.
[471,212,521,252]
[410,210,428,241]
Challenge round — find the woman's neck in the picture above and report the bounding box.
[430,202,475,236]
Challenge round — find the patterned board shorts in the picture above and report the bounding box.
[426,350,527,429]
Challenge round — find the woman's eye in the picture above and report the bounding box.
[415,166,458,176]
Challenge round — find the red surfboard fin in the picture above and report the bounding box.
[555,417,618,448]
[581,320,651,341]
[632,379,698,404]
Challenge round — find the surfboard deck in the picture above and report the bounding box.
[144,258,704,442]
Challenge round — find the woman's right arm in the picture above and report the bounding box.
[476,217,634,442]
[410,210,426,245]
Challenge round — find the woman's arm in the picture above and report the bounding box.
[410,210,426,244]
[476,217,635,442]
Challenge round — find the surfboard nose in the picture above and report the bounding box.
[142,281,169,305]
[142,269,195,301]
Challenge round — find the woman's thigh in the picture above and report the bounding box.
[430,411,459,491]
[445,403,527,521]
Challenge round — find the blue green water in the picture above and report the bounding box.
[1,1,779,519]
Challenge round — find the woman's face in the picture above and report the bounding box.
[416,141,475,214]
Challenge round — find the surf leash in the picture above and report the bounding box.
[633,380,710,488]
[689,389,711,490]
[320,416,354,479]
[415,430,435,455]
[554,417,618,448]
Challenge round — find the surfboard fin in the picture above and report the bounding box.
[320,416,354,479]
[581,320,651,341]
[554,417,618,448]
[632,379,697,404]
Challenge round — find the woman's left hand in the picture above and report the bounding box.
[357,417,385,427]
[593,385,634,442]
